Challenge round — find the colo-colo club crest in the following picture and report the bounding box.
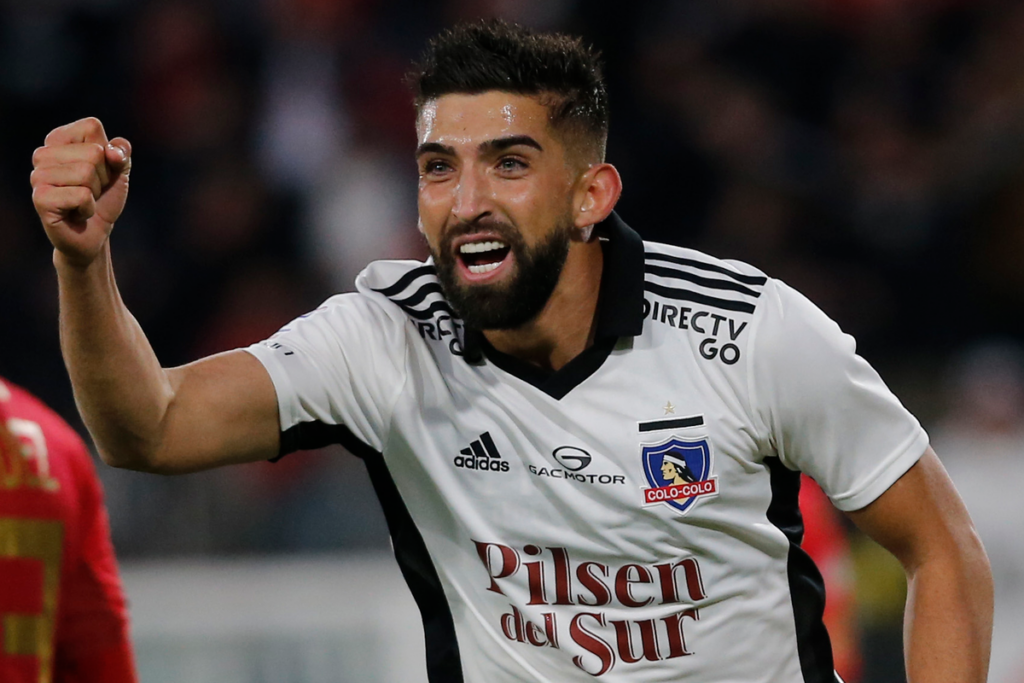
[641,437,718,513]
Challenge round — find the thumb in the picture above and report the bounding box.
[104,137,132,178]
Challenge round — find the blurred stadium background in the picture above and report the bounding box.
[2,0,1024,680]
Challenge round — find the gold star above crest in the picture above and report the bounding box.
[663,401,675,415]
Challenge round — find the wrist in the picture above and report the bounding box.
[52,244,110,277]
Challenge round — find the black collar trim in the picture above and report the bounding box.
[462,211,645,399]
[593,211,646,338]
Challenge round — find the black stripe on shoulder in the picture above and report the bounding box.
[275,421,464,683]
[643,281,757,314]
[645,264,761,298]
[645,252,768,286]
[394,299,455,321]
[393,282,445,308]
[372,265,437,298]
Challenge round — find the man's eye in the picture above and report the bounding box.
[498,158,527,172]
[424,160,451,174]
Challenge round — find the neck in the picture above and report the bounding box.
[483,238,604,372]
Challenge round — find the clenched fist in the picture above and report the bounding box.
[31,117,132,268]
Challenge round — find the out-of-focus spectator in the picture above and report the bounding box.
[307,50,424,289]
[131,1,247,158]
[932,341,1024,683]
[254,0,354,192]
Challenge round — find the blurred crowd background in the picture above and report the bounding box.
[2,0,1024,680]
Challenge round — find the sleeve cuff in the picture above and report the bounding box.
[243,343,296,439]
[827,428,930,512]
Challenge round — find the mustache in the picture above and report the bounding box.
[441,216,521,244]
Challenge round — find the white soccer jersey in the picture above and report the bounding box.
[246,213,928,683]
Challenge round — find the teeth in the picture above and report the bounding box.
[468,262,502,274]
[460,241,506,254]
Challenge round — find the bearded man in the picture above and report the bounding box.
[29,19,991,683]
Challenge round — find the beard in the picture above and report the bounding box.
[431,217,572,331]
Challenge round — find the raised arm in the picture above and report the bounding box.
[846,446,993,683]
[31,117,279,473]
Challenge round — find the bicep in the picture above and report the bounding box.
[845,447,980,572]
[154,349,280,473]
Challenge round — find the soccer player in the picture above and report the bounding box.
[29,20,991,683]
[0,377,137,683]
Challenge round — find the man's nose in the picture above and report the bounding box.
[451,167,494,223]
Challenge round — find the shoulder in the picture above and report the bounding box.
[643,242,769,286]
[639,242,775,358]
[269,259,442,343]
[253,258,462,365]
[355,258,466,356]
[355,258,453,321]
[641,241,770,318]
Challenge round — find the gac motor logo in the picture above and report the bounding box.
[640,437,718,514]
[552,446,591,471]
[529,446,626,486]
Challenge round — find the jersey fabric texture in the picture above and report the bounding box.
[0,379,137,683]
[246,213,928,683]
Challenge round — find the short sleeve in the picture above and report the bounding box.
[245,293,409,454]
[749,280,929,511]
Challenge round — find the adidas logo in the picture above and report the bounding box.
[454,432,510,473]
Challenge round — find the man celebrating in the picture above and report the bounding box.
[30,20,991,683]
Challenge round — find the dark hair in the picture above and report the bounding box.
[410,20,609,160]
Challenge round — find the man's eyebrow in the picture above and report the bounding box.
[416,141,457,157]
[480,135,544,154]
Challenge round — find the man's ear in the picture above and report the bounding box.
[572,163,623,236]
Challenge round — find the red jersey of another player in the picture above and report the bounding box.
[0,378,136,683]
[800,474,861,682]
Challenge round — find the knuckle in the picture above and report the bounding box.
[87,143,106,165]
[32,185,55,209]
[31,146,47,167]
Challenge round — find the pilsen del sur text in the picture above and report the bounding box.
[474,540,709,676]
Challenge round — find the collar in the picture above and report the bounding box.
[462,210,645,363]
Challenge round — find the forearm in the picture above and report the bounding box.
[903,530,992,683]
[56,244,174,469]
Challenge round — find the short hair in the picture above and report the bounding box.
[409,20,609,161]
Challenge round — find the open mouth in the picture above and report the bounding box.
[458,240,511,275]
